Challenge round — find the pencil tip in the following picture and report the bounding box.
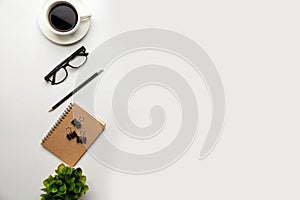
[49,108,54,112]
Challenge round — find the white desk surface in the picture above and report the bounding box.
[1,0,300,199]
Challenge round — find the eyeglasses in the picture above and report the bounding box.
[44,46,89,85]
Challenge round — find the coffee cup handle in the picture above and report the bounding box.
[80,14,92,21]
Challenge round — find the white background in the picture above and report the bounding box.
[1,0,300,199]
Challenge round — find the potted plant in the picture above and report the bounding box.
[41,163,89,200]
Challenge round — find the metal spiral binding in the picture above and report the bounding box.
[41,103,74,144]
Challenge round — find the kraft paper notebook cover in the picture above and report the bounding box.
[42,103,105,166]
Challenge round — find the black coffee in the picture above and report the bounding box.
[49,3,78,32]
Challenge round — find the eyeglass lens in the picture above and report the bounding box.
[47,67,68,84]
[68,55,87,68]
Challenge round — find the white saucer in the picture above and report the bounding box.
[38,0,91,45]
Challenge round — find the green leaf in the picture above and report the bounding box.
[49,182,58,193]
[65,174,71,184]
[53,190,65,197]
[70,177,75,184]
[59,184,66,192]
[80,190,85,197]
[80,185,89,197]
[73,168,82,176]
[73,183,81,193]
[65,166,73,175]
[79,175,86,184]
[83,185,89,192]
[56,180,62,186]
[74,193,79,199]
[76,181,83,188]
[56,163,65,174]
[43,175,54,187]
[69,182,75,191]
[50,186,58,193]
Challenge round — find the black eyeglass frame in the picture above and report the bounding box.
[44,46,89,85]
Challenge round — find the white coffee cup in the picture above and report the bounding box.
[45,0,91,35]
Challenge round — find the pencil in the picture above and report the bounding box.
[49,70,104,112]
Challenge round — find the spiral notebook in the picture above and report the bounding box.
[41,103,106,166]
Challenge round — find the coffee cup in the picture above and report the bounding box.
[45,0,91,35]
